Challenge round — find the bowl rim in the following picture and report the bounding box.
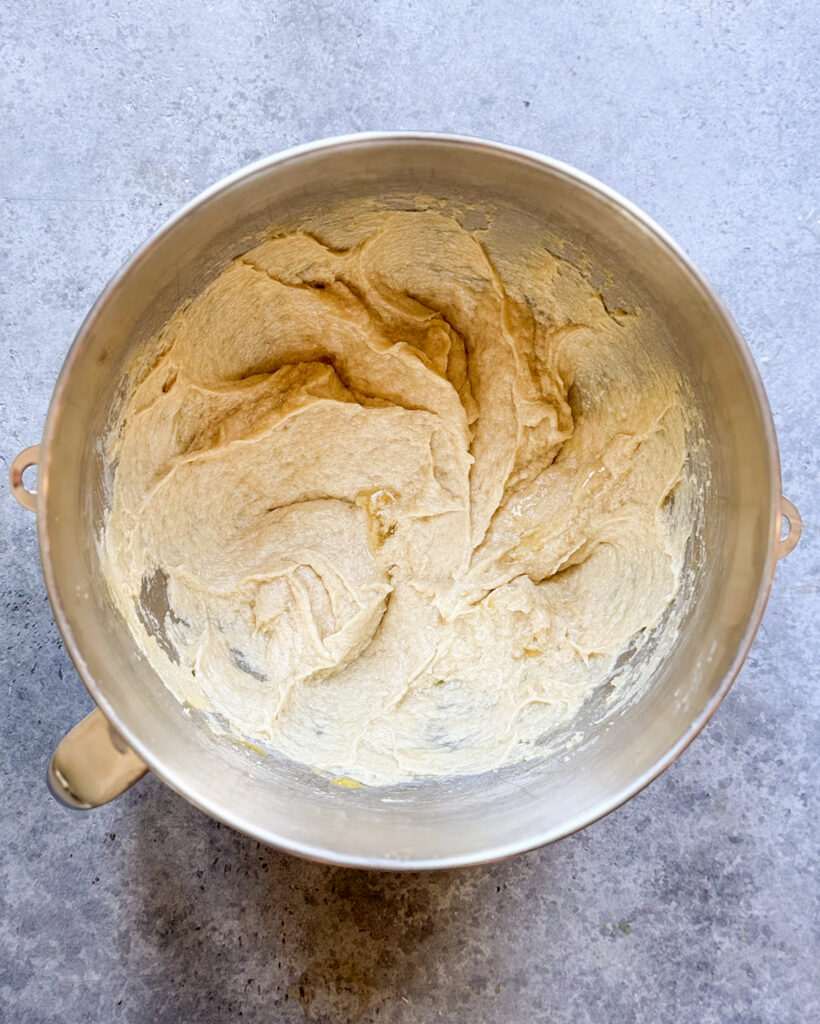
[36,131,782,869]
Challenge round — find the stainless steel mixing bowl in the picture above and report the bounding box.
[9,133,801,869]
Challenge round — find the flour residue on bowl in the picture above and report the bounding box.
[100,207,693,785]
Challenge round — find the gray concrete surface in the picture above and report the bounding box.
[1,1,818,1021]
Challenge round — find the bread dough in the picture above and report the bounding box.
[101,209,691,784]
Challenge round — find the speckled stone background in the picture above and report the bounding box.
[1,1,818,1021]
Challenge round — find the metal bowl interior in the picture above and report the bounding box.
[38,134,779,868]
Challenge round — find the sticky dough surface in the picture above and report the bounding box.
[102,209,691,784]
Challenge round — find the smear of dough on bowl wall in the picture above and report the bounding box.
[100,201,697,787]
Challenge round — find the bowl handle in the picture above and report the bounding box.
[47,708,148,809]
[9,444,40,511]
[777,497,802,560]
[11,444,148,807]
